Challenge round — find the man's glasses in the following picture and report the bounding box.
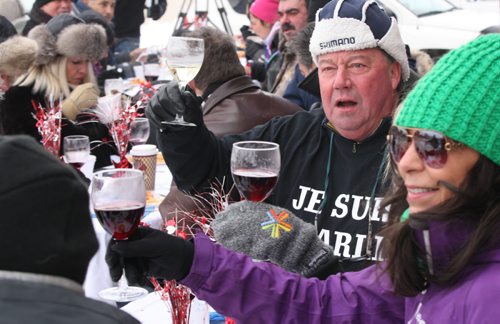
[387,126,464,168]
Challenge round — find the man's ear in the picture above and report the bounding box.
[390,62,402,91]
[187,80,203,96]
[0,74,10,92]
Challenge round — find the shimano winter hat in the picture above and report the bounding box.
[310,0,409,81]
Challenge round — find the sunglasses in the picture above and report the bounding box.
[388,126,464,168]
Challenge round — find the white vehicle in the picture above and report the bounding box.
[376,0,500,59]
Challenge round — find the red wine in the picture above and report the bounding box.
[144,75,159,82]
[232,168,278,202]
[69,162,84,169]
[94,201,145,240]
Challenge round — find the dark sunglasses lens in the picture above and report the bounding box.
[414,130,448,168]
[389,127,409,162]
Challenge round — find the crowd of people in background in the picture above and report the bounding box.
[0,0,498,322]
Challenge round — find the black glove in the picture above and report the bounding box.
[145,81,203,131]
[245,39,264,61]
[105,227,194,286]
[240,25,254,39]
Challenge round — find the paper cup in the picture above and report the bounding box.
[130,144,159,190]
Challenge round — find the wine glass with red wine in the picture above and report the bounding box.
[231,141,280,202]
[63,135,90,171]
[90,169,148,302]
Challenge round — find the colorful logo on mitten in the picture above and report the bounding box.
[260,208,292,238]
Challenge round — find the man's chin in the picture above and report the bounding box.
[282,30,296,41]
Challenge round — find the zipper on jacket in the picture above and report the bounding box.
[352,142,358,153]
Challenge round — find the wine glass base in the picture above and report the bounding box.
[98,286,148,302]
[161,120,197,127]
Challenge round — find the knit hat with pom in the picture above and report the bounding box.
[396,34,500,165]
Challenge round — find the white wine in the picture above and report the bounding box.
[169,64,202,85]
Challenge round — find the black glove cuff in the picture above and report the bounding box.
[177,239,195,280]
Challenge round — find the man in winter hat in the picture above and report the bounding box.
[0,135,139,323]
[145,0,409,276]
[22,0,72,35]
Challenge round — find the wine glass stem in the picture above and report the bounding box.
[117,273,129,294]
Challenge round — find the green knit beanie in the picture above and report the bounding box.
[396,34,500,165]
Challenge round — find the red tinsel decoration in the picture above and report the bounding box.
[151,276,192,324]
[32,97,62,157]
[95,81,157,168]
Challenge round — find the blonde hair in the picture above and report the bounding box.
[16,56,96,99]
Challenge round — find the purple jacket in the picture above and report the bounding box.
[181,234,500,323]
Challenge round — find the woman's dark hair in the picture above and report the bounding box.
[379,155,500,296]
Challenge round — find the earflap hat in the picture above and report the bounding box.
[310,0,410,81]
[28,13,107,66]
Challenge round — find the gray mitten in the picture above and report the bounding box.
[213,201,336,278]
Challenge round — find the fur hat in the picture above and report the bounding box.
[309,0,410,81]
[0,36,38,78]
[78,10,115,47]
[0,135,98,284]
[28,13,107,66]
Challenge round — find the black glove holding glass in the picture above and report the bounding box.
[145,81,203,131]
[105,227,194,286]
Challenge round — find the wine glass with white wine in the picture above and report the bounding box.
[161,36,204,127]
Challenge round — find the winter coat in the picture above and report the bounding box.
[283,64,321,110]
[0,85,116,169]
[181,231,500,323]
[0,271,139,323]
[159,75,301,220]
[22,6,52,36]
[157,107,391,274]
[113,0,166,39]
[266,36,296,96]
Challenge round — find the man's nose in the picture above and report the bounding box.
[332,67,351,89]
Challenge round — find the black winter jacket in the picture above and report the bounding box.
[0,85,116,169]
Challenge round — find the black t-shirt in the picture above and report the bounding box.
[158,108,392,275]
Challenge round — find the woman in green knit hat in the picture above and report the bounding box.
[106,34,500,322]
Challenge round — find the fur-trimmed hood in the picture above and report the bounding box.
[0,36,38,77]
[27,14,107,66]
